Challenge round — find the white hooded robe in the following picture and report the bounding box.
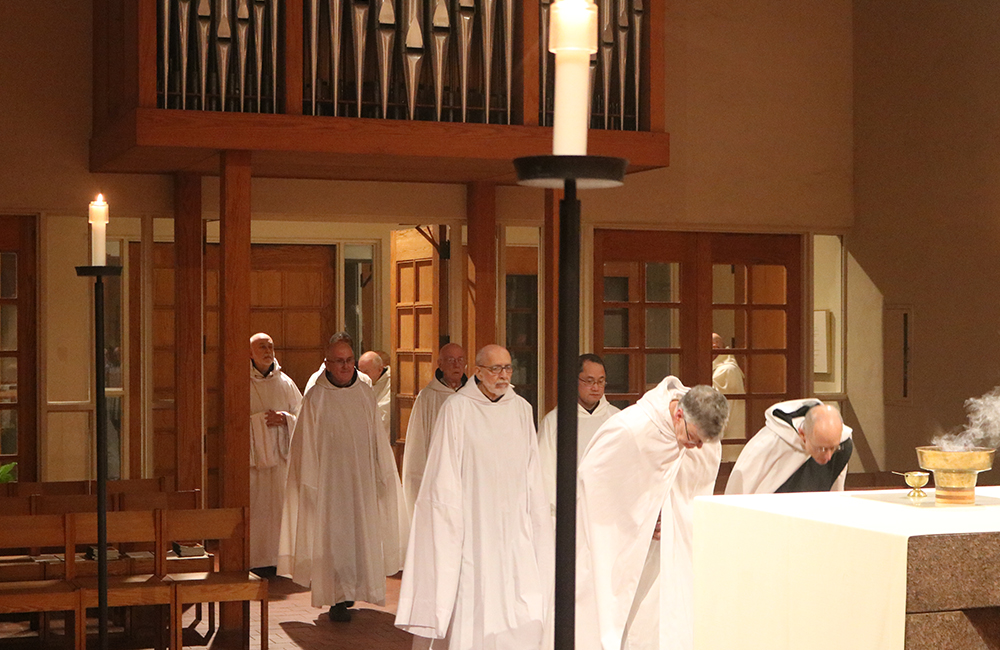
[536,396,620,519]
[249,359,302,568]
[400,371,465,520]
[372,366,392,436]
[576,376,721,650]
[712,355,745,444]
[725,398,853,495]
[277,370,405,607]
[395,379,555,650]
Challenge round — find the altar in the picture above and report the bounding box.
[693,486,1000,649]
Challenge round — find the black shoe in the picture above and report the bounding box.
[344,601,355,607]
[328,602,352,623]
[250,566,277,579]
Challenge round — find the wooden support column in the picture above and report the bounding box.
[218,151,252,634]
[543,189,559,413]
[438,225,450,345]
[174,173,205,498]
[284,0,304,114]
[466,183,498,353]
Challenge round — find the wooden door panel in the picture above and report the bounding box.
[594,230,803,428]
[250,270,283,306]
[249,311,282,339]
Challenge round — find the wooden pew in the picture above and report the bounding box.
[163,508,268,650]
[10,481,90,497]
[70,510,172,650]
[0,514,81,645]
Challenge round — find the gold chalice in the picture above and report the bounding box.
[893,471,929,499]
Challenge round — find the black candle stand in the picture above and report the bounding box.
[514,155,627,650]
[76,264,122,650]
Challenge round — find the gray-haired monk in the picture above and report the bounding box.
[399,342,468,519]
[576,376,729,650]
[725,400,853,495]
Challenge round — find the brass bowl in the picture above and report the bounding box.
[895,471,929,498]
[916,446,995,505]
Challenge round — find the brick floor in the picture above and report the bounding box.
[0,574,414,650]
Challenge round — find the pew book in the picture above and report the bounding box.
[172,542,207,557]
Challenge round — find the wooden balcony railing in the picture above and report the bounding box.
[91,0,668,183]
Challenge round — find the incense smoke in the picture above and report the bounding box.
[932,387,1000,451]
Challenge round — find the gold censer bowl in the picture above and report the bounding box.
[916,446,995,505]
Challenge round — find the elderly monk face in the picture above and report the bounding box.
[325,340,356,387]
[357,351,383,381]
[437,343,466,386]
[672,404,705,450]
[474,345,513,400]
[250,333,275,369]
[577,360,606,411]
[799,406,843,465]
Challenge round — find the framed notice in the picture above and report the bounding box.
[813,310,831,375]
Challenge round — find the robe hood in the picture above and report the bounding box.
[316,367,363,390]
[636,375,689,437]
[764,398,853,451]
[433,367,468,391]
[580,395,614,417]
[251,358,282,380]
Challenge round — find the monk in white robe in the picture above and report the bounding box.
[278,333,405,622]
[537,353,619,519]
[400,343,467,520]
[249,333,303,571]
[304,361,371,393]
[396,344,554,650]
[359,350,392,439]
[725,400,853,495]
[711,333,746,448]
[576,377,728,650]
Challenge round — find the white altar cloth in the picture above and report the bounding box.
[693,486,1000,650]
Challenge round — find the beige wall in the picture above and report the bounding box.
[853,1,1000,479]
[2,1,859,478]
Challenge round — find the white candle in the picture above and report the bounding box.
[549,0,598,155]
[89,194,109,266]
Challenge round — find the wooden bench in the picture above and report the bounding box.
[162,508,267,650]
[0,513,81,645]
[70,510,172,650]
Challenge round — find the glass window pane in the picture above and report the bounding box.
[506,275,537,310]
[604,354,630,394]
[0,253,16,299]
[604,262,638,302]
[506,312,536,348]
[646,353,680,389]
[104,268,123,389]
[750,265,787,305]
[713,264,746,305]
[0,305,15,351]
[107,395,122,480]
[748,355,786,393]
[722,442,745,463]
[713,309,746,349]
[604,277,629,302]
[646,308,680,348]
[751,310,787,349]
[0,409,16,455]
[645,263,680,302]
[0,358,15,404]
[604,308,630,348]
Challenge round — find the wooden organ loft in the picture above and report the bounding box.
[89,0,669,519]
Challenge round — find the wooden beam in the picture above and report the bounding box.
[543,189,558,412]
[218,150,251,546]
[284,0,304,115]
[174,173,205,498]
[137,0,157,108]
[466,183,497,352]
[518,0,541,126]
[643,0,666,132]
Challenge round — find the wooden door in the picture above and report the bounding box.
[594,230,803,460]
[0,216,37,481]
[391,229,440,469]
[130,242,336,506]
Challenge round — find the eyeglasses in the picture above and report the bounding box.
[441,357,466,365]
[578,377,607,387]
[326,358,355,366]
[482,364,513,375]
